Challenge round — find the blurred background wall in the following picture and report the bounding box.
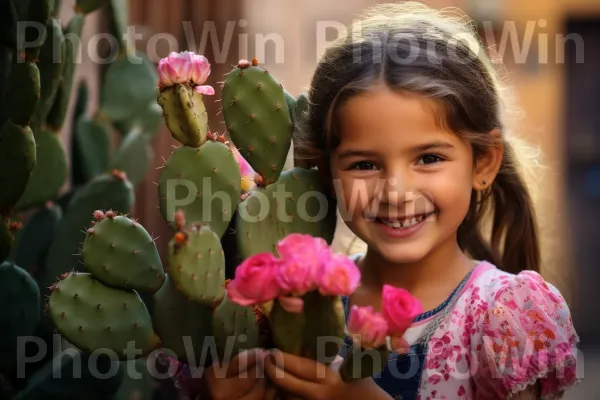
[63,0,599,362]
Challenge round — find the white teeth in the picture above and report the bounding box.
[381,214,426,229]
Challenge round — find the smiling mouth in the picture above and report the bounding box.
[374,211,437,229]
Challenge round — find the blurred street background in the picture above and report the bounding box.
[57,0,599,397]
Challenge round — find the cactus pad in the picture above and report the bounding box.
[48,272,161,359]
[152,274,214,364]
[0,119,36,213]
[37,170,135,300]
[157,84,209,147]
[211,290,260,361]
[8,201,62,275]
[15,129,68,210]
[6,58,41,127]
[167,224,225,306]
[0,262,41,360]
[73,115,112,182]
[46,13,85,131]
[301,291,346,364]
[109,129,154,185]
[222,63,293,184]
[31,18,65,131]
[236,167,337,260]
[268,298,305,356]
[82,213,165,294]
[158,140,241,237]
[99,54,158,123]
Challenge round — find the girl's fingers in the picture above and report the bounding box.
[264,353,322,398]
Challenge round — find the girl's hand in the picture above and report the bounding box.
[264,349,392,400]
[203,348,277,400]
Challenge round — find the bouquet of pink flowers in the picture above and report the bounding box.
[226,233,423,380]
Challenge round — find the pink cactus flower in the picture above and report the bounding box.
[347,305,389,349]
[381,284,423,336]
[276,254,315,296]
[276,233,330,286]
[226,252,282,306]
[158,51,214,95]
[317,252,361,296]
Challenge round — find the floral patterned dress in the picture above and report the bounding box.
[339,259,580,399]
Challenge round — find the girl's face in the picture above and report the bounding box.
[330,87,478,265]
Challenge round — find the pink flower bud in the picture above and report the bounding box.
[158,51,214,95]
[317,252,361,296]
[226,253,282,306]
[381,284,423,336]
[347,305,389,349]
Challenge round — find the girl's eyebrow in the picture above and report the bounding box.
[336,149,380,160]
[412,141,455,152]
[336,141,454,160]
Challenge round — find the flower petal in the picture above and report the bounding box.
[194,85,215,95]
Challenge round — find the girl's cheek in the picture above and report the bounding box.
[335,177,377,214]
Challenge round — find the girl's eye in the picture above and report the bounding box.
[350,161,377,170]
[417,154,444,165]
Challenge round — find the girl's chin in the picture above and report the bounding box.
[366,244,432,265]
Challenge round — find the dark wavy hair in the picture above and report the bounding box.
[294,1,544,274]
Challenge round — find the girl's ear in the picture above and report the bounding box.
[472,129,504,191]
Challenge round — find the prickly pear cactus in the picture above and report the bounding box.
[37,52,341,399]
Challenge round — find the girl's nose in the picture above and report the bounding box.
[379,175,416,206]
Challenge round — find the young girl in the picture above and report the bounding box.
[257,2,581,400]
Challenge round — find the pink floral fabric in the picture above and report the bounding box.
[417,261,580,399]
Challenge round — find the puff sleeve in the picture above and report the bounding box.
[471,270,580,399]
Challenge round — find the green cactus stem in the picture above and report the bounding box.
[8,200,61,275]
[0,119,37,215]
[21,0,51,61]
[47,271,162,359]
[73,114,112,181]
[167,223,225,306]
[109,128,154,186]
[235,167,337,260]
[14,128,68,210]
[151,273,214,365]
[301,291,346,364]
[30,17,66,132]
[222,60,293,185]
[157,83,209,147]
[45,13,85,131]
[82,212,165,294]
[6,54,41,127]
[0,261,41,370]
[37,170,135,301]
[211,289,261,362]
[157,140,241,237]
